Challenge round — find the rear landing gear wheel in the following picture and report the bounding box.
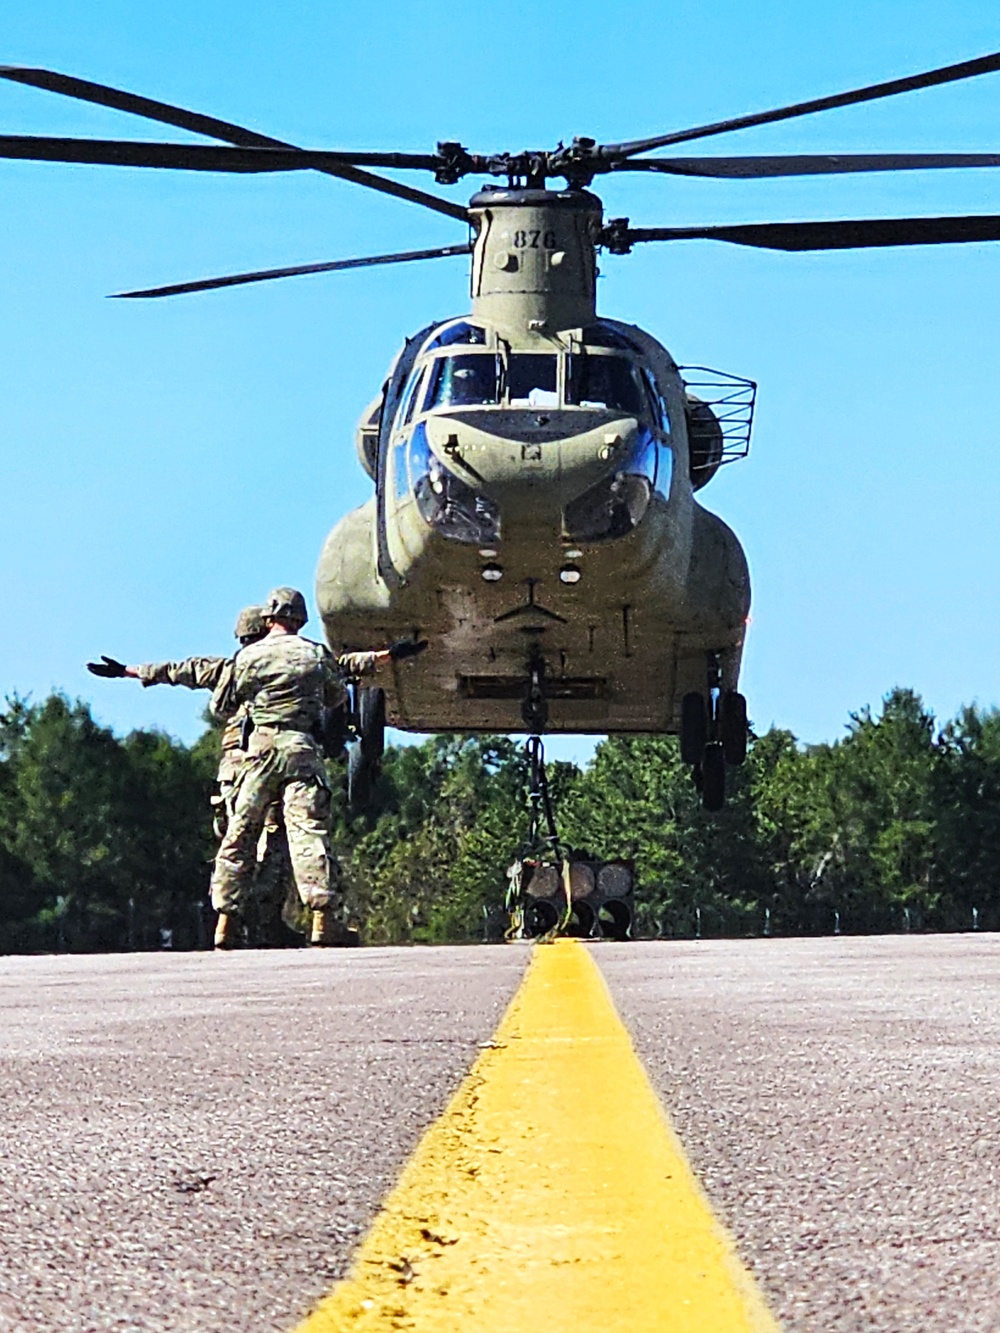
[347,744,373,815]
[701,742,726,812]
[348,687,386,816]
[680,692,708,765]
[720,690,748,766]
[358,687,386,761]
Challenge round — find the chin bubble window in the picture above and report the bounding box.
[563,427,664,543]
[426,353,500,409]
[408,422,500,544]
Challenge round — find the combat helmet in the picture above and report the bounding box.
[262,586,308,627]
[234,605,266,642]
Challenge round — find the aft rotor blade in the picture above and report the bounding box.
[0,66,466,221]
[110,242,474,298]
[603,49,1000,158]
[619,215,1000,251]
[619,151,1000,178]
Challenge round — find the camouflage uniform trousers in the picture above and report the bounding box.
[210,729,338,916]
[215,773,299,927]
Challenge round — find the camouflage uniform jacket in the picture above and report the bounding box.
[229,635,380,744]
[135,656,227,692]
[135,656,247,779]
[210,635,386,915]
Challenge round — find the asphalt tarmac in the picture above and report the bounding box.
[0,947,528,1333]
[600,935,1000,1332]
[2,936,999,1331]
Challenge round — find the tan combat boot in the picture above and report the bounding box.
[310,910,359,947]
[213,912,241,950]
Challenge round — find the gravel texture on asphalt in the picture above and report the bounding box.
[597,934,1000,1333]
[0,946,528,1333]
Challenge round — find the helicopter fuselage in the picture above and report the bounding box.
[316,189,750,734]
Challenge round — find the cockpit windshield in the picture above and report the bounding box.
[507,354,558,407]
[426,354,500,409]
[418,348,653,417]
[566,353,645,416]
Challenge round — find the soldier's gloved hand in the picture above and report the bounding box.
[387,638,429,662]
[86,655,128,678]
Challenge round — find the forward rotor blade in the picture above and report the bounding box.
[0,66,466,221]
[109,242,473,298]
[0,66,298,145]
[618,215,1000,251]
[0,134,439,172]
[603,49,1000,158]
[619,151,1000,178]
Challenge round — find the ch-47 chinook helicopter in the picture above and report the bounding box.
[6,53,1000,811]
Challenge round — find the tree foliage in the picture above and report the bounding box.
[0,694,215,952]
[1,686,999,951]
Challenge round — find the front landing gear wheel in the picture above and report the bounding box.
[701,742,726,812]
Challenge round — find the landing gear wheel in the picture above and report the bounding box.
[348,687,386,815]
[720,690,748,766]
[347,743,374,815]
[358,687,386,762]
[701,742,726,812]
[680,692,708,765]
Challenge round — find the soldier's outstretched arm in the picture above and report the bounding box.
[335,650,388,679]
[208,660,239,721]
[117,656,229,690]
[336,639,428,679]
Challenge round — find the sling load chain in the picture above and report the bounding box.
[505,735,574,940]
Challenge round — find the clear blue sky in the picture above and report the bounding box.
[3,0,1000,762]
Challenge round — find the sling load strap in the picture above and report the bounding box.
[520,735,573,938]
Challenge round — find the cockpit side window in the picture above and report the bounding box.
[641,368,671,435]
[426,353,500,409]
[566,353,646,418]
[397,368,425,429]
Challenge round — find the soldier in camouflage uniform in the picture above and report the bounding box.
[87,607,299,946]
[210,586,427,948]
[207,610,299,946]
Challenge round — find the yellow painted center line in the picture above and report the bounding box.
[293,940,779,1332]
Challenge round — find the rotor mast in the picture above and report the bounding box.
[468,188,603,339]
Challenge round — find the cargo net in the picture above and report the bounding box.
[679,366,756,485]
[500,736,636,942]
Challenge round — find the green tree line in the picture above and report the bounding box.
[2,686,999,952]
